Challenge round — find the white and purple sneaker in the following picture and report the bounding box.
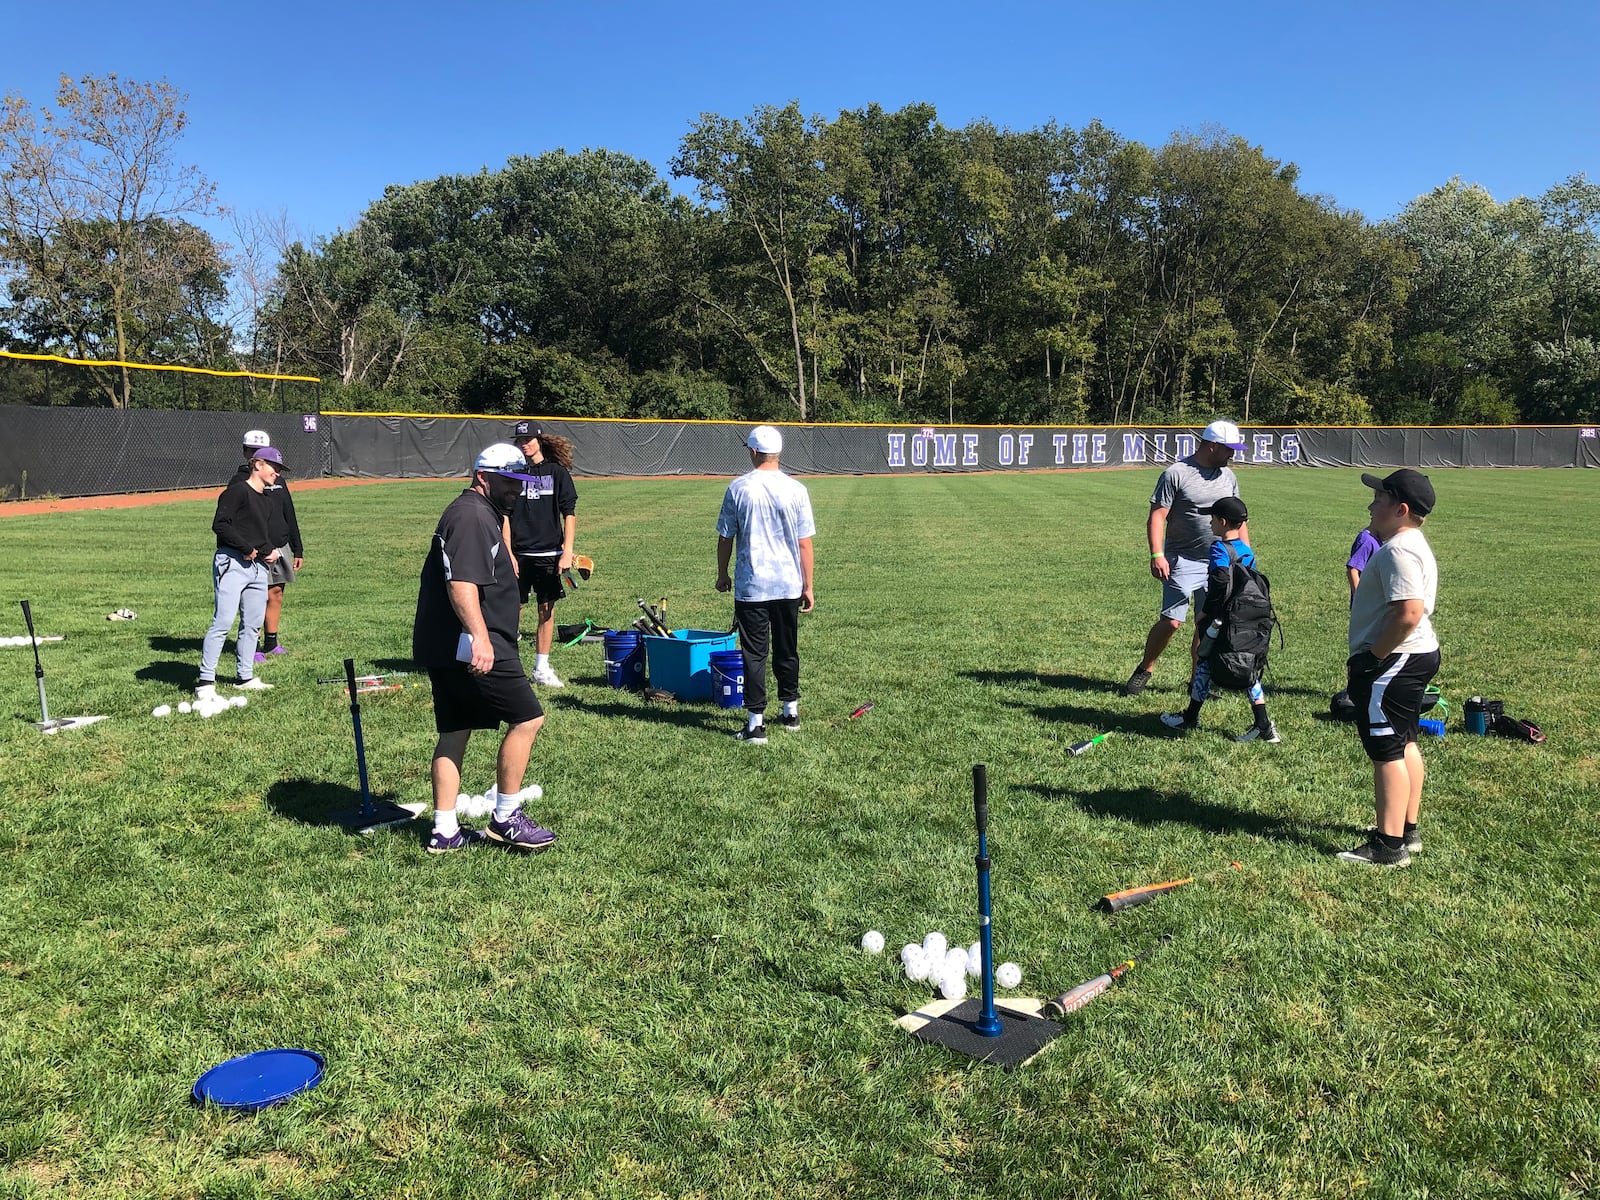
[427,826,486,854]
[486,809,557,852]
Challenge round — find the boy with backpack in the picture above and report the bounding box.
[1159,496,1281,743]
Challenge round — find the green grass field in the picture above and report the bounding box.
[2,468,1598,1199]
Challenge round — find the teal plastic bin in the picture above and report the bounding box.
[644,629,739,700]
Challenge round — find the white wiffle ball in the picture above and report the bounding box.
[966,942,982,976]
[944,948,969,978]
[151,704,172,717]
[900,943,921,965]
[177,701,192,714]
[922,931,948,959]
[996,962,1023,989]
[904,950,931,982]
[939,972,967,1001]
[860,930,885,954]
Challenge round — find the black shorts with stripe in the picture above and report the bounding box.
[516,555,566,606]
[1348,649,1442,763]
[428,660,543,733]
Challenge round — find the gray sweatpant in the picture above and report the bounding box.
[200,550,268,683]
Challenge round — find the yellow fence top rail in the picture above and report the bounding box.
[0,349,321,384]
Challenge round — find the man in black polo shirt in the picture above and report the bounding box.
[413,443,558,854]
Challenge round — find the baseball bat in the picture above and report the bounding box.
[849,701,874,719]
[1097,878,1193,913]
[636,599,670,636]
[318,671,412,685]
[1042,934,1172,1018]
[1069,731,1112,755]
[20,600,49,723]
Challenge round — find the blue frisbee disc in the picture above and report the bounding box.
[193,1048,325,1111]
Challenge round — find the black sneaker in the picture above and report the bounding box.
[732,724,768,745]
[1124,669,1154,696]
[1235,721,1281,744]
[779,711,800,732]
[1336,837,1410,867]
[1367,827,1423,853]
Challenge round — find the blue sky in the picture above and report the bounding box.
[8,0,1596,244]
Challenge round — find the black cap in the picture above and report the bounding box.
[1199,496,1248,524]
[1361,468,1435,517]
[511,420,543,441]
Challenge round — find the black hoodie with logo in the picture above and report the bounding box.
[228,462,304,557]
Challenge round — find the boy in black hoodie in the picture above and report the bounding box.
[237,430,305,661]
[198,449,286,697]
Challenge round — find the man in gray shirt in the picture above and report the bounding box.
[1125,420,1247,696]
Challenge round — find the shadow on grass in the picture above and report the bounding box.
[961,668,1118,693]
[148,635,202,654]
[136,658,199,686]
[265,777,426,844]
[1025,782,1323,849]
[551,693,729,730]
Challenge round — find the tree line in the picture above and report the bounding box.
[3,76,1597,423]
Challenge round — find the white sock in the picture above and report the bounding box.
[434,808,460,837]
[493,786,519,822]
[747,714,764,730]
[536,653,550,671]
[782,701,798,717]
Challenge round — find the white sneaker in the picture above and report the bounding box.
[531,666,564,688]
[195,683,218,701]
[237,677,273,691]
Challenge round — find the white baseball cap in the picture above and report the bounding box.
[747,425,783,454]
[1200,420,1246,452]
[242,429,271,448]
[473,442,534,478]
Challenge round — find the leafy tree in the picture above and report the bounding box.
[0,74,227,405]
[673,103,834,418]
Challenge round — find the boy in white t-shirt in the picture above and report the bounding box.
[715,426,816,743]
[1339,469,1440,867]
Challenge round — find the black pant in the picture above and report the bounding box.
[734,598,801,713]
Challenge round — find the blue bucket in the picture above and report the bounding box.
[602,630,645,689]
[710,649,745,709]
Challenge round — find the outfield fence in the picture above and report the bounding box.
[2,409,1596,499]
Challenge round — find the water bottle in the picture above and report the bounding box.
[1465,696,1489,736]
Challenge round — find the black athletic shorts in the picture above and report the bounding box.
[1347,648,1441,763]
[428,660,543,733]
[516,555,566,606]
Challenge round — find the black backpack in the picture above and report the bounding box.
[1209,541,1281,691]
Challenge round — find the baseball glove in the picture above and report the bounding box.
[643,687,678,705]
[572,553,594,580]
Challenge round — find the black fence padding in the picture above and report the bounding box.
[3,409,1597,499]
[0,408,326,498]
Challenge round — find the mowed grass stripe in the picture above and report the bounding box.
[1,468,1597,1198]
